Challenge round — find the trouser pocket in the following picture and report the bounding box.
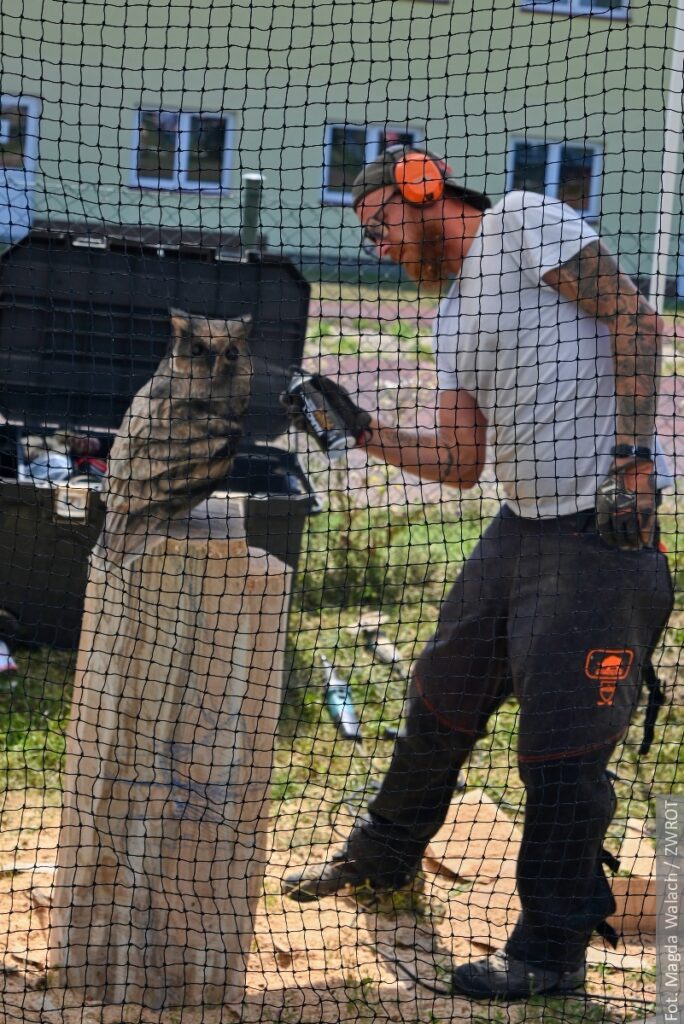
[511,533,673,761]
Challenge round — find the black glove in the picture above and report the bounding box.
[280,373,372,445]
[596,456,657,550]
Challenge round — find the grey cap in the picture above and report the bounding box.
[351,144,491,212]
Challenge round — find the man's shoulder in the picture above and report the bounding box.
[482,192,545,247]
[483,192,591,258]
[486,190,574,223]
[489,190,542,215]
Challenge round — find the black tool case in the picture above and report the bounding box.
[0,223,319,649]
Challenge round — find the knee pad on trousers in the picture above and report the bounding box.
[518,754,616,835]
[507,753,618,970]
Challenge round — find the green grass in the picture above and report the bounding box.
[0,646,74,795]
[306,319,337,341]
[306,313,435,361]
[310,280,426,306]
[292,500,482,612]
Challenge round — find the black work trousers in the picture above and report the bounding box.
[348,506,673,971]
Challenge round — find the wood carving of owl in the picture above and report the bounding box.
[102,309,252,563]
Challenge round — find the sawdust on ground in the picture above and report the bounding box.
[0,786,657,1024]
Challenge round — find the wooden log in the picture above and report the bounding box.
[50,499,291,1011]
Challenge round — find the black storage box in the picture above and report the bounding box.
[0,223,319,649]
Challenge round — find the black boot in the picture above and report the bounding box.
[452,950,586,1000]
[283,688,480,902]
[281,813,424,902]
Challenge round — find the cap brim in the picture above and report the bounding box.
[443,179,491,213]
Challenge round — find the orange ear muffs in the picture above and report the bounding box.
[393,151,446,205]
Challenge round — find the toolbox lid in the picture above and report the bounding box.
[0,221,310,442]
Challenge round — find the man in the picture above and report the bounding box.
[281,145,674,999]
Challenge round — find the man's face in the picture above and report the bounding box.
[356,186,448,290]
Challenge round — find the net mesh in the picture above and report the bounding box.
[0,1,682,1021]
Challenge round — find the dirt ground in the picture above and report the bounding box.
[0,786,658,1024]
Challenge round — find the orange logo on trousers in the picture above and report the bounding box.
[584,649,634,707]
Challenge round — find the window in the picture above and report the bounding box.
[323,124,423,205]
[132,110,234,191]
[0,96,41,173]
[506,138,603,219]
[520,0,628,17]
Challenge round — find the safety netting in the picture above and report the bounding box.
[0,1,682,1022]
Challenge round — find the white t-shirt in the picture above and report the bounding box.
[433,190,672,518]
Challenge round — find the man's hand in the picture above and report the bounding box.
[596,456,657,550]
[281,373,372,445]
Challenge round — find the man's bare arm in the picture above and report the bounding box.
[543,240,664,450]
[364,388,487,489]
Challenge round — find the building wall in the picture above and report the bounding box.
[0,0,677,278]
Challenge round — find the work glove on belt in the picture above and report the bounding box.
[596,455,657,551]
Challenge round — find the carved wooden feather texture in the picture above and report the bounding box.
[103,309,252,562]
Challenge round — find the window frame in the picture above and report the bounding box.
[322,123,424,206]
[505,137,603,221]
[131,109,235,192]
[0,95,41,176]
[519,0,629,19]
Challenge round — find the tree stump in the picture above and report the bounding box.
[50,499,291,1011]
